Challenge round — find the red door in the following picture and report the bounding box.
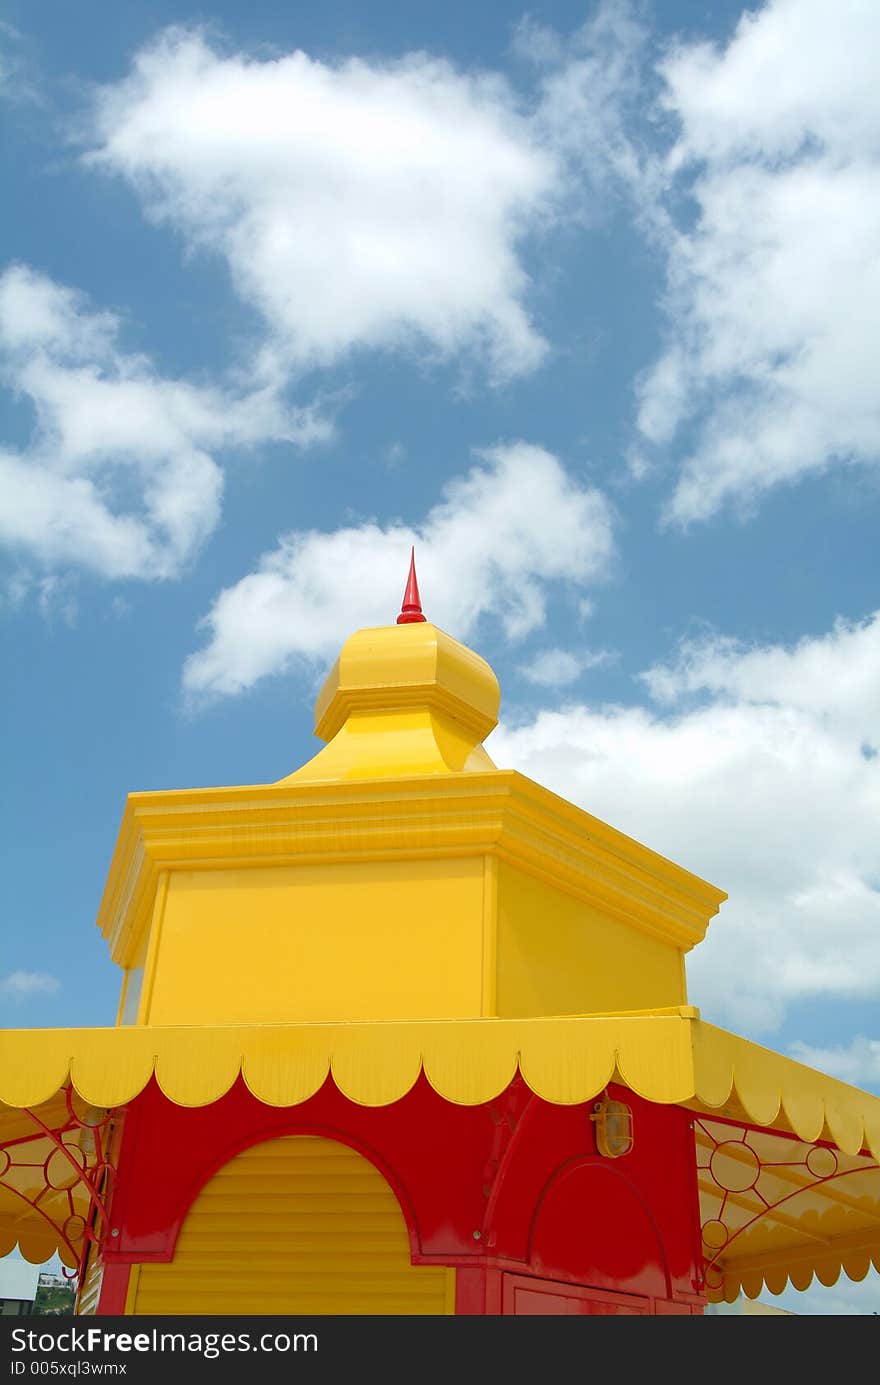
[502,1274,649,1315]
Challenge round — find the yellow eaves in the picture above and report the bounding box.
[1,1011,878,1156]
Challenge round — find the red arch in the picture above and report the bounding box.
[527,1154,672,1299]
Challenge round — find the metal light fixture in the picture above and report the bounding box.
[591,1091,634,1158]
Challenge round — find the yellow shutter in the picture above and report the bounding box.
[75,1249,104,1316]
[134,1135,454,1315]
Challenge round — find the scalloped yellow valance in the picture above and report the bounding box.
[2,1011,879,1157]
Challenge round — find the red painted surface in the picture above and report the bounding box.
[103,1072,489,1263]
[95,1263,130,1316]
[503,1276,651,1315]
[396,547,426,623]
[99,1073,705,1315]
[529,1160,669,1297]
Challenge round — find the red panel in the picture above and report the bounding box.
[104,1073,493,1262]
[502,1275,650,1316]
[453,1266,487,1316]
[99,1073,705,1315]
[489,1085,702,1297]
[512,1289,583,1315]
[95,1263,130,1315]
[529,1160,669,1298]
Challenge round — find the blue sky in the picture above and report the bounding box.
[1,0,878,1312]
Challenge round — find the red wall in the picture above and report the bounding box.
[98,1074,705,1315]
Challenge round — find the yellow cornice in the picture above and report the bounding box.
[96,769,726,967]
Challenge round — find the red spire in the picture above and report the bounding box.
[397,547,427,624]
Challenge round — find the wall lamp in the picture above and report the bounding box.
[591,1091,634,1159]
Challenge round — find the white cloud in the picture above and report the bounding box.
[0,22,41,108]
[0,264,330,582]
[517,2,656,212]
[519,646,614,687]
[635,0,880,522]
[491,611,880,1037]
[520,648,582,687]
[34,574,78,626]
[0,970,61,997]
[184,442,614,698]
[86,28,556,383]
[662,0,879,166]
[640,615,880,741]
[788,1036,880,1090]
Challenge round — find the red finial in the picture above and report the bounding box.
[397,547,427,624]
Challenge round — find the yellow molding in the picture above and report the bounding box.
[311,622,500,744]
[97,771,726,968]
[313,683,497,746]
[481,855,498,1017]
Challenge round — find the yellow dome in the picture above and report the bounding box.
[279,621,501,783]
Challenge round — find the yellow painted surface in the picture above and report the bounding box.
[287,707,497,781]
[95,620,725,990]
[495,861,685,1017]
[75,1249,104,1316]
[696,1115,880,1304]
[134,871,168,1025]
[123,1267,140,1316]
[97,772,725,998]
[5,1014,880,1157]
[4,615,878,1309]
[480,856,498,1015]
[286,622,500,783]
[146,859,486,1024]
[4,1017,880,1302]
[117,929,149,1027]
[133,1136,453,1315]
[312,621,500,742]
[0,1091,85,1267]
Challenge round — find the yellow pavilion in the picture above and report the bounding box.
[1,561,878,1315]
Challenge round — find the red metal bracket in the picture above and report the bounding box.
[0,1086,121,1281]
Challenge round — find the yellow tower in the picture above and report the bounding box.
[102,558,725,1034]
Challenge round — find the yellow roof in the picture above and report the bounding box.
[2,1009,878,1299]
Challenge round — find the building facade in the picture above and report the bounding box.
[2,572,879,1314]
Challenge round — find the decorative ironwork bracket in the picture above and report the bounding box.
[695,1116,880,1297]
[0,1086,122,1280]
